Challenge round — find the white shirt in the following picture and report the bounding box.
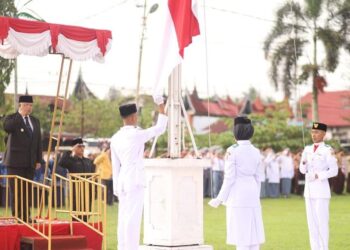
[278,154,295,179]
[212,157,224,171]
[110,114,168,195]
[259,153,266,182]
[265,153,280,183]
[299,142,338,198]
[217,140,262,207]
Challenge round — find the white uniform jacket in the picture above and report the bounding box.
[111,114,168,195]
[265,153,280,183]
[278,155,294,179]
[299,142,338,198]
[259,153,266,182]
[217,140,262,207]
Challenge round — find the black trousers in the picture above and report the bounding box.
[102,179,113,205]
[7,167,34,222]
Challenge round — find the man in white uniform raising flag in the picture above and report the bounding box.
[112,1,200,248]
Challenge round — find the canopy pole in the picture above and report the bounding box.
[39,58,73,217]
[43,55,65,185]
[50,58,73,187]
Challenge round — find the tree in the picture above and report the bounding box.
[264,0,350,121]
[0,0,17,106]
[64,98,122,138]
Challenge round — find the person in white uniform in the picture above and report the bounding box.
[259,150,267,198]
[265,149,280,198]
[208,116,265,250]
[111,100,168,250]
[299,122,338,250]
[278,148,294,198]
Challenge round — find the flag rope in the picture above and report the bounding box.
[202,0,212,149]
[289,1,325,249]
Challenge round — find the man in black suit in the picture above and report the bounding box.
[3,95,42,222]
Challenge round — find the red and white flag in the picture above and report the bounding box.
[144,0,200,100]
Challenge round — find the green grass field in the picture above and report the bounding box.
[0,195,348,249]
[104,195,349,250]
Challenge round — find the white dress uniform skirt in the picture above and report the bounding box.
[226,206,265,246]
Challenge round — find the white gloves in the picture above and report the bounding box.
[306,172,317,182]
[153,95,164,105]
[208,198,221,208]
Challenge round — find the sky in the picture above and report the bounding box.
[5,0,350,102]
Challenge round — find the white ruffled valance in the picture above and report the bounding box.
[0,16,112,62]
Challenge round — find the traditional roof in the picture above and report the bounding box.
[72,68,96,100]
[301,90,350,127]
[204,120,229,133]
[185,87,239,117]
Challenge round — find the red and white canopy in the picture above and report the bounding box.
[0,16,112,62]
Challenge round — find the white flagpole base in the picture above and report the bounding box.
[143,158,212,248]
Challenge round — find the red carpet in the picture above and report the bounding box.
[0,219,102,250]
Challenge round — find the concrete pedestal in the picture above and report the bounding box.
[141,158,212,250]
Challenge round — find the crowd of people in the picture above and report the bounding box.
[193,146,350,200]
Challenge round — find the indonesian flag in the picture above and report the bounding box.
[144,0,200,98]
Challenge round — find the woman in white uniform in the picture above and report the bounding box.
[209,116,265,250]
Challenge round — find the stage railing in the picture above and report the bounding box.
[1,173,106,250]
[69,173,107,250]
[46,174,70,219]
[0,175,53,250]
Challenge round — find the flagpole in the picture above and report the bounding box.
[168,65,182,158]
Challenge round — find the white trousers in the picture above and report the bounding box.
[236,245,259,250]
[117,187,145,250]
[305,198,330,250]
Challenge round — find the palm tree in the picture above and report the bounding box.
[264,0,350,121]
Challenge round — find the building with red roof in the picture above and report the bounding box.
[300,90,350,144]
[184,88,272,134]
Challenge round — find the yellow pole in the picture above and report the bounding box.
[54,174,57,218]
[45,58,73,219]
[39,55,65,217]
[51,59,73,183]
[15,178,18,221]
[69,175,73,235]
[103,185,107,250]
[5,178,9,216]
[48,187,52,250]
[43,55,65,184]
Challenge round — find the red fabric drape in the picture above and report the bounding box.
[0,16,112,56]
[168,0,200,57]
